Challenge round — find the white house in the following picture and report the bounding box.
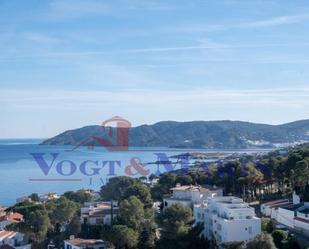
[163,184,223,209]
[64,238,105,249]
[0,230,31,249]
[80,202,118,226]
[194,196,261,245]
[260,199,291,218]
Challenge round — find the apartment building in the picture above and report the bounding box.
[194,196,261,245]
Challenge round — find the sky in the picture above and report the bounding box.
[1,0,309,138]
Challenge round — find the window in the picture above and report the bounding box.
[248,226,252,234]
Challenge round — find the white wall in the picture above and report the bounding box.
[276,208,294,228]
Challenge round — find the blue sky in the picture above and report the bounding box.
[1,0,309,138]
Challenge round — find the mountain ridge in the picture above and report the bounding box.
[41,119,309,149]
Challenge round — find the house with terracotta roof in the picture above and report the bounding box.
[64,237,105,249]
[80,202,118,226]
[0,213,23,229]
[0,230,31,249]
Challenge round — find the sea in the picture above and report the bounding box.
[0,139,272,206]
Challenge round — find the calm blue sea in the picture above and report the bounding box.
[0,139,272,206]
[0,139,190,206]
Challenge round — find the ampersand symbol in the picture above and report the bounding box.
[125,157,150,176]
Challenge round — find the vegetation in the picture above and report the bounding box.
[6,143,309,248]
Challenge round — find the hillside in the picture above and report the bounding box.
[41,120,309,149]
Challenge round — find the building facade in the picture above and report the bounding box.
[194,196,261,245]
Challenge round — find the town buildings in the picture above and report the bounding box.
[194,196,261,245]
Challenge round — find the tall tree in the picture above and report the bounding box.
[118,196,145,230]
[157,203,193,240]
[109,225,139,249]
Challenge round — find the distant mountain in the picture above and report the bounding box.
[41,120,309,149]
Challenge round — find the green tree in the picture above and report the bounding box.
[272,230,288,249]
[119,196,145,230]
[47,197,78,227]
[100,176,136,201]
[294,159,309,185]
[123,183,153,209]
[67,215,81,236]
[261,217,274,233]
[245,233,277,249]
[109,225,139,249]
[29,193,40,202]
[138,220,157,249]
[157,203,193,240]
[26,209,51,243]
[63,190,92,204]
